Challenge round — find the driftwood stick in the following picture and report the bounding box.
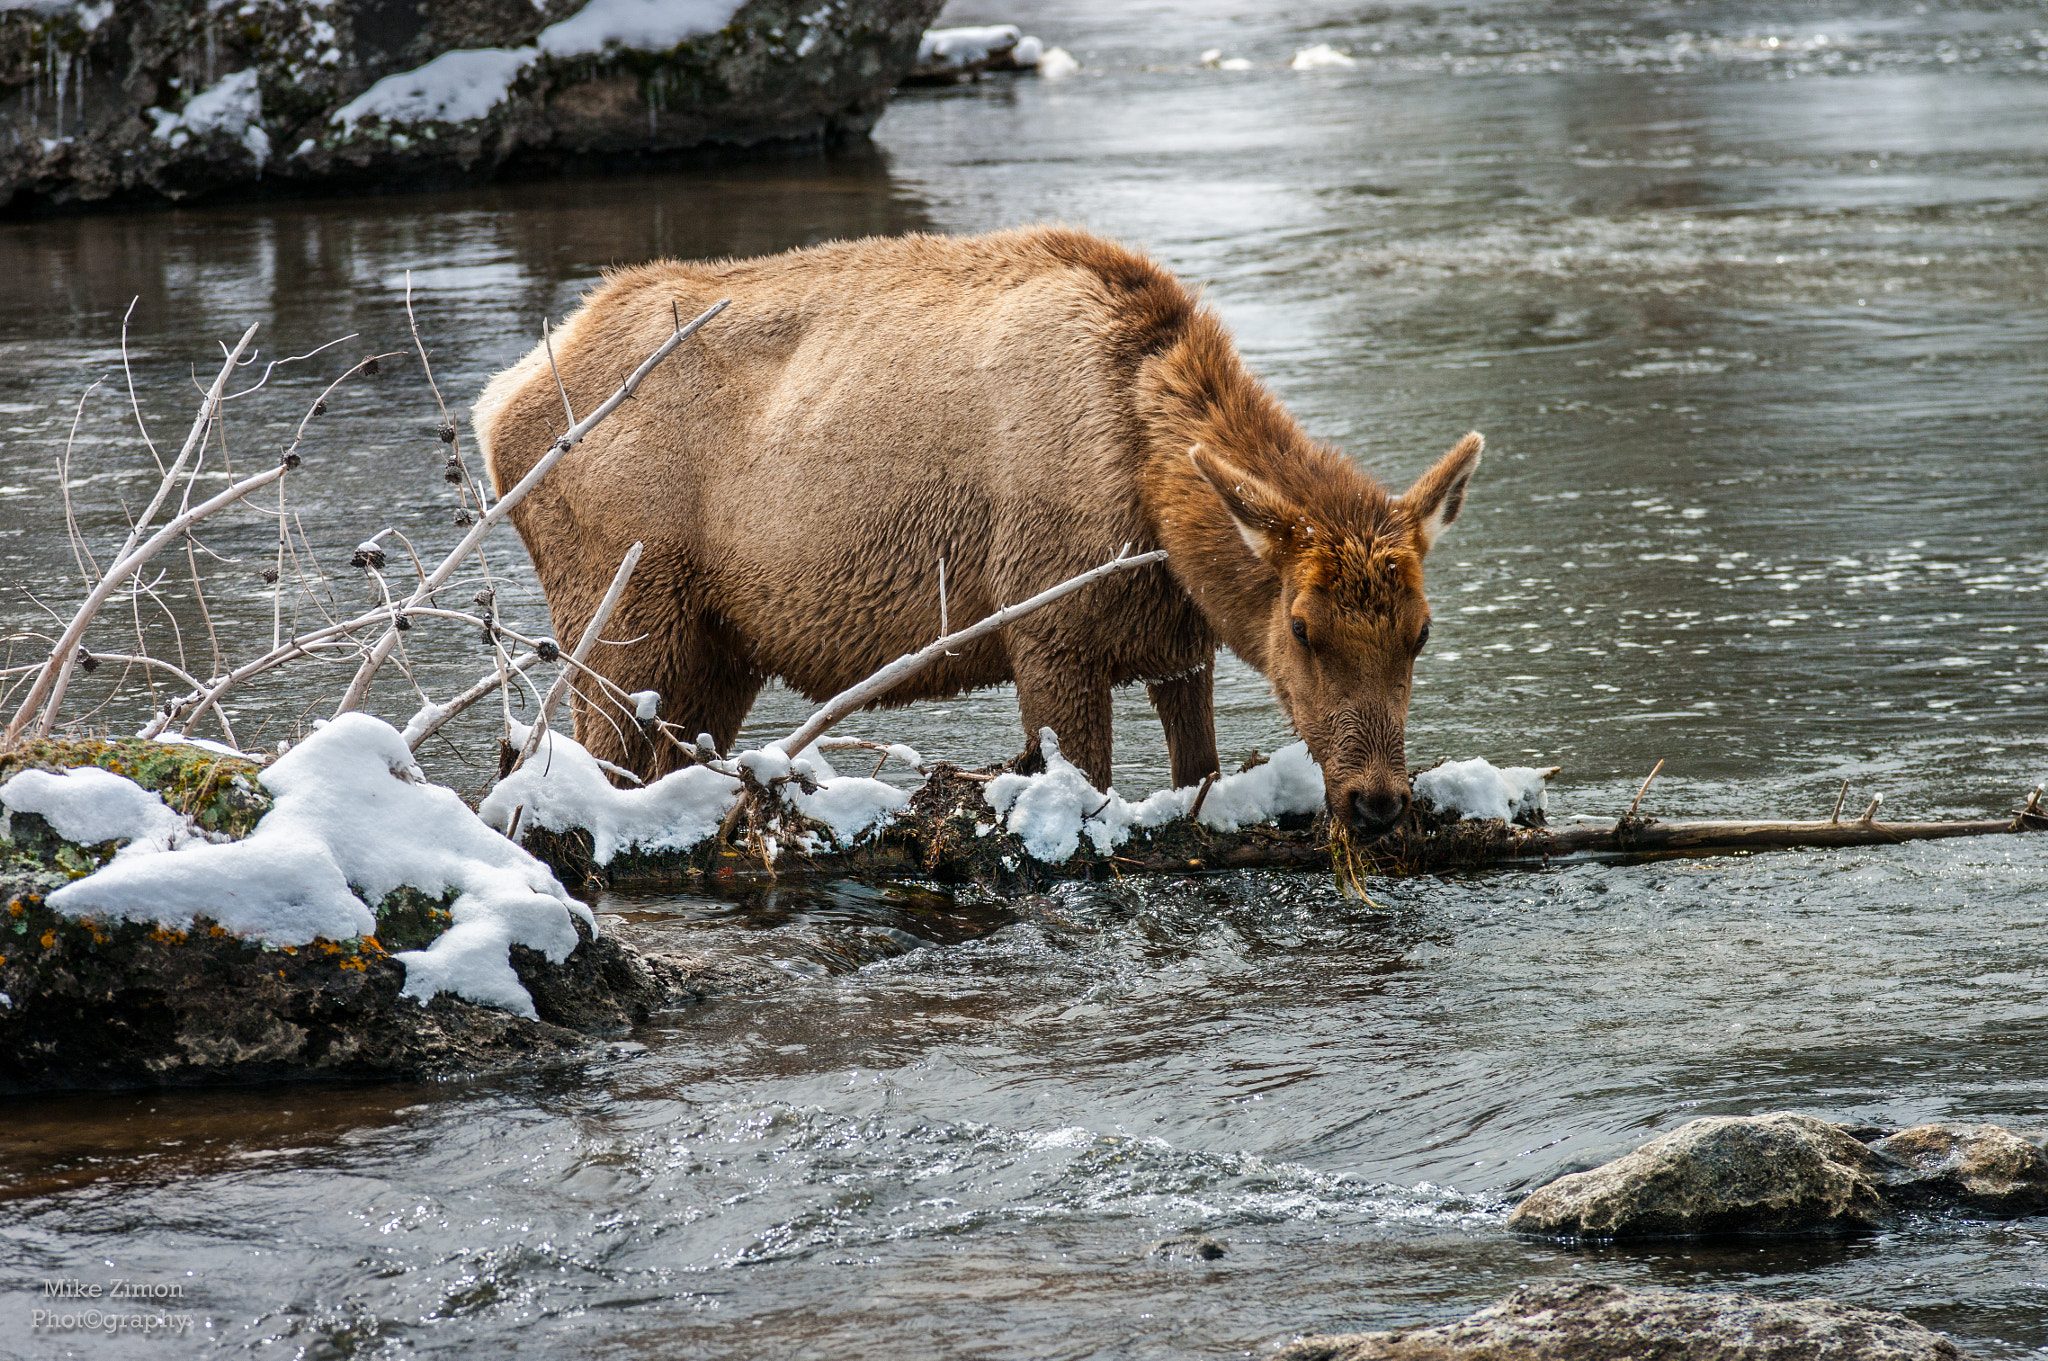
[1187,770,1221,823]
[1828,779,1850,823]
[512,542,642,771]
[332,299,727,717]
[1625,758,1665,820]
[1860,794,1883,825]
[779,547,1168,755]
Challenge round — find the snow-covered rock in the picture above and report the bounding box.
[909,22,1069,82]
[2,0,947,211]
[44,713,593,1019]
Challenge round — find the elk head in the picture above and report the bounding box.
[1192,433,1482,838]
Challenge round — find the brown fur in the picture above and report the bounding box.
[474,226,1480,832]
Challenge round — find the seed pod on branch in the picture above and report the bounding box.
[438,420,457,444]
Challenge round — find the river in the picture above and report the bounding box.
[2,1,2045,1356]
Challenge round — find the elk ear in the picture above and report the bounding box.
[1189,444,1297,562]
[1401,431,1483,553]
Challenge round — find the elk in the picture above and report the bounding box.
[474,226,1480,836]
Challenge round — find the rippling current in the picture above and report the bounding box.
[2,1,2046,1356]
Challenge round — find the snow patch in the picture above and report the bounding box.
[1291,43,1357,69]
[482,723,741,864]
[1037,46,1079,79]
[982,730,1325,863]
[1201,48,1252,71]
[481,727,912,860]
[0,766,201,855]
[43,714,591,1020]
[331,47,534,130]
[1413,758,1550,824]
[537,0,740,56]
[151,732,252,760]
[148,68,270,163]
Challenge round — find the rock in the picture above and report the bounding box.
[1871,1123,2048,1217]
[1148,1233,1227,1261]
[1506,1112,1893,1238]
[0,883,730,1093]
[1277,1281,1971,1360]
[1,0,946,213]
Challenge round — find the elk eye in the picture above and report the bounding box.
[1290,617,1309,645]
[1415,620,1431,654]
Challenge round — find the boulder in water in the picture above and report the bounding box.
[1505,1112,1893,1238]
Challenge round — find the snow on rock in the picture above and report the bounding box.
[1201,48,1253,71]
[331,47,535,131]
[919,25,1021,68]
[482,724,740,865]
[45,713,593,1020]
[151,733,252,760]
[1290,43,1357,69]
[148,68,270,163]
[983,730,1326,863]
[1037,46,1079,78]
[537,0,742,57]
[0,766,202,855]
[331,1,742,132]
[1413,758,1550,824]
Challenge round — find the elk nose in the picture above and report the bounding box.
[1350,788,1409,836]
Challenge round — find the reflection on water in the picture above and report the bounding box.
[1,0,2046,1356]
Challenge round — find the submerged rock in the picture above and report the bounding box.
[1506,1112,1893,1238]
[1872,1123,2048,1217]
[1277,1281,1971,1360]
[1148,1233,1227,1261]
[1,0,945,212]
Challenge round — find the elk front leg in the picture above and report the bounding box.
[1148,660,1218,789]
[1013,658,1115,791]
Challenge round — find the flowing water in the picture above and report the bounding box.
[2,1,2046,1355]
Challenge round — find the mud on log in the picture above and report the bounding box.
[521,766,2048,896]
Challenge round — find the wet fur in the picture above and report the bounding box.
[475,226,1478,821]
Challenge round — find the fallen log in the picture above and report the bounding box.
[520,764,2048,896]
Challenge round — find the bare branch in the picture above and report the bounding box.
[7,454,295,745]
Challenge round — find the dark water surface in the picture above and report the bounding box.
[3,1,2046,1356]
